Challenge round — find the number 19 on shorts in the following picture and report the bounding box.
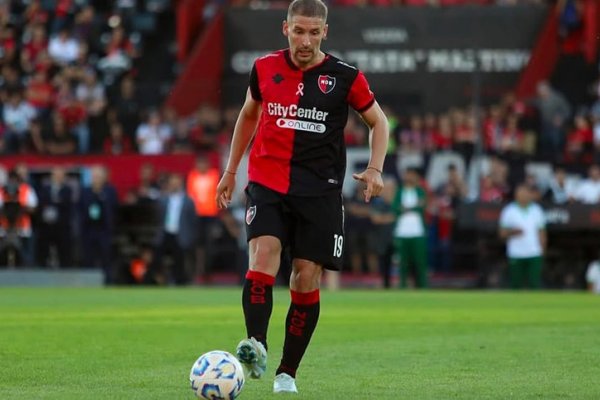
[333,234,344,258]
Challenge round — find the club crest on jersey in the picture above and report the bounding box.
[318,75,336,94]
[246,206,257,225]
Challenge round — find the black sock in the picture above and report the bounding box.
[242,270,275,350]
[276,290,320,378]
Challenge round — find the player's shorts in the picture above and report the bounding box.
[244,182,345,271]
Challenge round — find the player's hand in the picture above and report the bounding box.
[216,172,236,209]
[352,168,384,203]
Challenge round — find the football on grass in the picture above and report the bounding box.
[190,351,245,399]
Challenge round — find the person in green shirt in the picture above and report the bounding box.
[392,168,428,288]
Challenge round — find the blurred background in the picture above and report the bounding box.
[0,0,599,291]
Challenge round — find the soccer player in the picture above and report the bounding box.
[215,0,389,393]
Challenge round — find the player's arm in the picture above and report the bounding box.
[352,101,389,203]
[216,88,261,209]
[538,228,547,254]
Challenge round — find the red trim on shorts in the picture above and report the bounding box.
[290,289,320,306]
[246,270,276,286]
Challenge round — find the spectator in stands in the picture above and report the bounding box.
[564,114,593,164]
[111,76,140,143]
[572,164,600,204]
[76,69,107,152]
[533,81,571,160]
[56,80,89,153]
[586,254,600,294]
[544,165,577,204]
[399,115,424,155]
[484,105,504,153]
[346,183,379,276]
[499,184,546,289]
[189,104,222,151]
[136,109,172,154]
[0,65,24,95]
[370,177,397,288]
[98,26,137,79]
[479,175,505,203]
[499,114,525,155]
[0,24,17,66]
[444,164,468,199]
[44,114,77,155]
[103,121,132,155]
[0,169,38,267]
[48,27,80,65]
[79,166,118,284]
[36,166,73,268]
[133,163,161,204]
[432,114,453,151]
[20,24,48,75]
[187,155,220,279]
[154,173,197,285]
[452,109,476,166]
[2,90,36,154]
[25,70,54,119]
[171,118,194,153]
[393,167,428,288]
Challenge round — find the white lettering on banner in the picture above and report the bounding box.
[276,118,326,134]
[231,49,530,74]
[362,28,409,44]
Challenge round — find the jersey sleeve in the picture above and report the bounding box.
[249,63,262,102]
[347,71,375,113]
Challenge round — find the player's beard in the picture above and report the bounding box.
[294,47,315,66]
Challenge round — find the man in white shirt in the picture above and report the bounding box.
[499,184,547,289]
[586,259,600,294]
[48,29,80,65]
[573,164,600,204]
[2,91,36,153]
[136,111,172,154]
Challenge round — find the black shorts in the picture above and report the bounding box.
[244,182,345,271]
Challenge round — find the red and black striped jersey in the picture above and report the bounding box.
[248,49,375,196]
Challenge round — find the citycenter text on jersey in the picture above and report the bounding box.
[267,103,329,122]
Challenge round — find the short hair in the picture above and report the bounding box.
[287,0,328,22]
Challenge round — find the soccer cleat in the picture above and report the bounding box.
[273,373,298,394]
[236,337,267,379]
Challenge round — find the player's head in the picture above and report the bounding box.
[515,183,532,206]
[283,0,328,68]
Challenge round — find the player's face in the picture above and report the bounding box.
[283,15,328,68]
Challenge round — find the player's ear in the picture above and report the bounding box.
[282,20,289,37]
[323,24,328,40]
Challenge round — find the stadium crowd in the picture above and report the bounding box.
[0,0,599,291]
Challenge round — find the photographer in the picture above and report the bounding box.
[0,170,38,266]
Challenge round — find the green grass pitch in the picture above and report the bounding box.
[1,288,599,399]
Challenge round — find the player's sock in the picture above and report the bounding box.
[242,270,275,350]
[276,289,320,378]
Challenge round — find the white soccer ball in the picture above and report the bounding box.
[190,350,245,400]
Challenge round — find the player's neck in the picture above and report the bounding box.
[291,51,326,71]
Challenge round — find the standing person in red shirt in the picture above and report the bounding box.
[216,0,388,393]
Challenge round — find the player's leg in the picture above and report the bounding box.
[396,238,409,288]
[242,235,281,346]
[508,258,525,289]
[526,256,543,289]
[237,183,287,379]
[274,259,322,393]
[273,192,344,393]
[414,236,428,288]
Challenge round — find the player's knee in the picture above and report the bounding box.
[290,262,322,292]
[249,239,280,273]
